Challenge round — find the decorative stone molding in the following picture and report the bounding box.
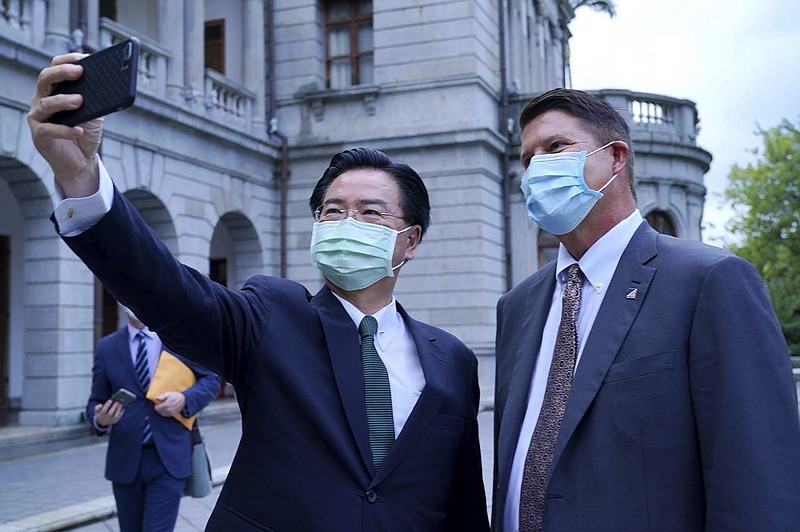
[297,84,381,122]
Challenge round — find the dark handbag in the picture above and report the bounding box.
[184,421,213,498]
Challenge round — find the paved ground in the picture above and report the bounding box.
[0,403,493,531]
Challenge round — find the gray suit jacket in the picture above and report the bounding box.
[493,221,800,531]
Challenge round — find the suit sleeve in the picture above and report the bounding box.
[86,338,113,435]
[59,188,270,387]
[442,351,491,532]
[689,254,800,528]
[182,360,221,417]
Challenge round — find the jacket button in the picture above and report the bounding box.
[366,490,378,503]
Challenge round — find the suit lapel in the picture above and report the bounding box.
[312,287,373,475]
[371,306,447,485]
[495,266,556,494]
[552,222,658,468]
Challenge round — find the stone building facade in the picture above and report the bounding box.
[0,0,710,425]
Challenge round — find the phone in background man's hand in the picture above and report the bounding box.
[109,388,137,408]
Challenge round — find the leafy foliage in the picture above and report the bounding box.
[569,0,617,17]
[725,119,800,354]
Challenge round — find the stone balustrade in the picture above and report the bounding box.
[99,18,169,99]
[0,0,31,35]
[74,18,259,134]
[203,68,255,130]
[592,89,702,146]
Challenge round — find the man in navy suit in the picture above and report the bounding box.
[88,305,220,532]
[493,88,800,531]
[29,54,489,531]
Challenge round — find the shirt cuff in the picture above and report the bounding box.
[53,155,114,237]
[92,417,110,433]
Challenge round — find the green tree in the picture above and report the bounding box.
[569,0,617,17]
[725,119,800,354]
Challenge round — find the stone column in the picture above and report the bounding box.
[184,0,205,104]
[85,0,99,50]
[44,0,72,54]
[244,0,266,134]
[159,0,185,101]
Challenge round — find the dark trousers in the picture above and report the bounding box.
[112,445,186,532]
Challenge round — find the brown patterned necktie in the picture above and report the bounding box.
[519,263,584,531]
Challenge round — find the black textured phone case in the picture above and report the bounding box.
[50,38,139,127]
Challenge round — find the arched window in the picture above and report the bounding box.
[646,210,677,236]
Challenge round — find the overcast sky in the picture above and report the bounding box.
[567,0,800,245]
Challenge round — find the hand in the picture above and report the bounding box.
[27,53,104,198]
[155,391,187,417]
[95,400,124,428]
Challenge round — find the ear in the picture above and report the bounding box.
[402,225,423,262]
[611,141,630,176]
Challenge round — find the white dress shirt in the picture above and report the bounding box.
[333,293,426,437]
[503,209,643,531]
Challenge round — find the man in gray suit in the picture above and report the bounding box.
[493,88,800,531]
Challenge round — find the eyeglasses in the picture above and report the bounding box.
[314,206,407,225]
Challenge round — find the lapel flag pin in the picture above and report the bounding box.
[626,288,638,300]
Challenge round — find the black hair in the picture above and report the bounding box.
[308,147,431,237]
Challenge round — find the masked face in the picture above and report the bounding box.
[310,218,412,291]
[520,141,619,235]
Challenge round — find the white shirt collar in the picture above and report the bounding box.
[331,293,403,351]
[555,209,644,293]
[127,323,155,341]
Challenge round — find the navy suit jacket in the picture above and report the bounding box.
[86,326,220,483]
[493,222,800,531]
[63,189,489,531]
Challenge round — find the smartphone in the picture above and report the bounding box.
[49,37,140,127]
[109,388,137,408]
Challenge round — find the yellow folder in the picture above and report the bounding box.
[146,351,196,430]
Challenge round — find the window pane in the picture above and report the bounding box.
[358,23,373,52]
[330,59,352,89]
[328,27,350,56]
[357,0,373,17]
[359,55,373,85]
[327,0,350,22]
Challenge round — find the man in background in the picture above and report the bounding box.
[493,88,800,531]
[88,304,219,531]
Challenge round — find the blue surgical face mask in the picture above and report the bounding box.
[310,217,411,291]
[520,141,619,235]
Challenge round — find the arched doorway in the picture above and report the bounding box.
[210,212,263,290]
[93,190,179,343]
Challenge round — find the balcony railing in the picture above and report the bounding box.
[0,0,32,37]
[592,89,701,144]
[204,68,255,130]
[99,18,168,99]
[94,18,257,134]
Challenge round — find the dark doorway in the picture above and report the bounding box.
[94,278,119,346]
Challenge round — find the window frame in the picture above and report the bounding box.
[205,18,226,75]
[324,0,373,89]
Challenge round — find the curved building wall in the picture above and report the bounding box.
[0,7,277,425]
[591,89,712,240]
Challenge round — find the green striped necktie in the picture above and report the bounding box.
[359,315,395,472]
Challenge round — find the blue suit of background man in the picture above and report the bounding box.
[87,323,220,532]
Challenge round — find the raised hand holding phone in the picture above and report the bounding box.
[27,39,140,198]
[49,38,139,127]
